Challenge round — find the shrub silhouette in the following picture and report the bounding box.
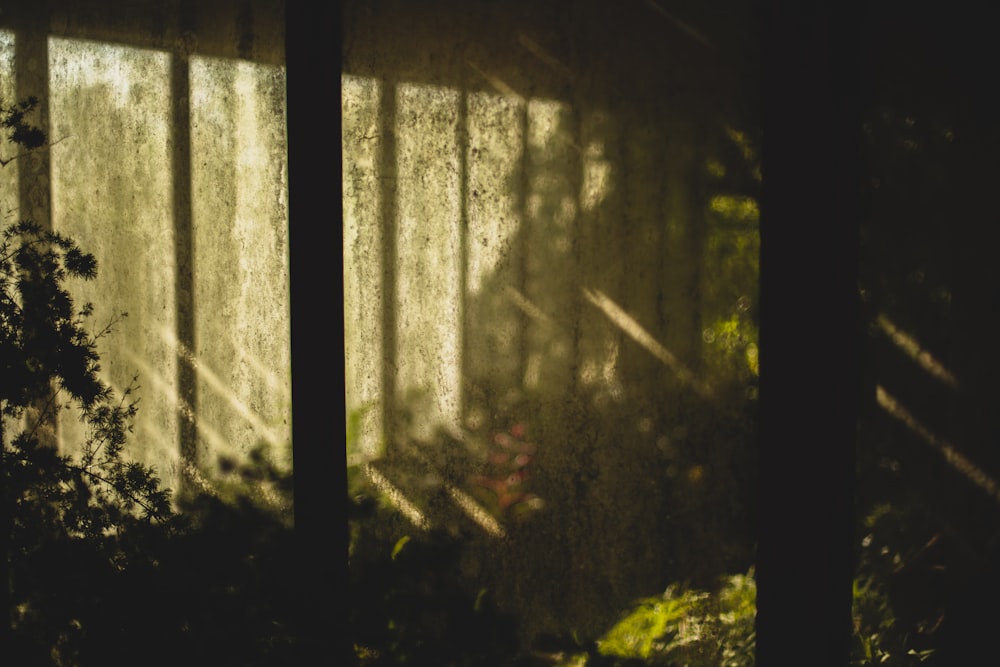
[1,99,295,666]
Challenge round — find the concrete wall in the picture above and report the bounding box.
[0,2,290,494]
[343,0,760,641]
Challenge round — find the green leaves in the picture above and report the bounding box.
[596,571,757,667]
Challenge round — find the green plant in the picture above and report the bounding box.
[594,570,756,667]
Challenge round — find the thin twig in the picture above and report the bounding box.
[0,135,70,167]
[65,463,169,521]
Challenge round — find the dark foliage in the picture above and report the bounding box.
[1,100,296,665]
[348,494,523,667]
[1,97,46,153]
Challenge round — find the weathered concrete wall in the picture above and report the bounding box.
[344,0,759,642]
[0,4,290,494]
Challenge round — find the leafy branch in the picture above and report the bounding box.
[1,97,181,661]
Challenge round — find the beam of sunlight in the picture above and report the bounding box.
[527,97,578,161]
[876,385,1000,503]
[363,463,430,530]
[407,447,506,537]
[876,314,959,388]
[243,351,291,403]
[134,419,184,478]
[124,348,235,458]
[506,286,560,330]
[516,33,573,79]
[642,0,715,49]
[124,372,289,512]
[583,288,713,398]
[465,60,521,99]
[445,484,506,538]
[158,327,287,447]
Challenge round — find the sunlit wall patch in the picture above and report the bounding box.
[343,74,385,462]
[190,54,292,470]
[466,90,523,296]
[708,194,759,226]
[579,110,614,214]
[395,82,463,441]
[48,37,176,481]
[47,37,292,487]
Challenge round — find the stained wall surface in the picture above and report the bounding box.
[344,0,760,641]
[0,2,291,494]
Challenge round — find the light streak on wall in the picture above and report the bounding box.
[526,98,577,242]
[445,484,506,537]
[465,60,520,99]
[877,385,1000,503]
[125,348,246,475]
[158,327,288,450]
[584,287,713,398]
[876,314,959,388]
[516,33,574,79]
[506,286,559,330]
[363,463,430,530]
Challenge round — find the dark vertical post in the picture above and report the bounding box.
[286,0,344,663]
[171,2,198,495]
[757,1,859,664]
[0,413,6,646]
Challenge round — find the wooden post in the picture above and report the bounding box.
[757,1,860,663]
[286,1,346,663]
